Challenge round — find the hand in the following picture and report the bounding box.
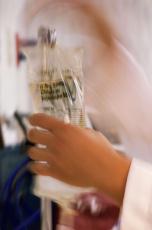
[27,113,131,206]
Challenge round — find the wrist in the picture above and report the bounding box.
[95,150,131,207]
[113,155,131,206]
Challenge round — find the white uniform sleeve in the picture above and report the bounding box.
[120,159,152,230]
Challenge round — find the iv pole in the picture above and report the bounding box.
[38,27,57,230]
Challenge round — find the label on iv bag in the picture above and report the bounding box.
[37,70,86,127]
[39,77,77,102]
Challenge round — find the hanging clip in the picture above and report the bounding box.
[38,26,49,45]
[49,29,57,48]
[38,26,57,48]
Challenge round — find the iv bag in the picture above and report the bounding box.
[25,28,85,126]
[24,27,94,211]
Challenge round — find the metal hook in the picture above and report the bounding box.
[38,27,57,48]
[38,26,49,44]
[49,29,57,48]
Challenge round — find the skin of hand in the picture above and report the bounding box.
[27,113,131,206]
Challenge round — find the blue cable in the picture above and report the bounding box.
[1,158,29,201]
[15,210,40,230]
[0,158,30,229]
[14,172,30,230]
[0,157,40,230]
[13,171,40,230]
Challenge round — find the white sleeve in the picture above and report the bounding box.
[120,159,152,230]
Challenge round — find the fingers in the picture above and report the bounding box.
[29,113,66,134]
[28,161,52,176]
[28,161,64,182]
[28,146,54,163]
[28,127,55,146]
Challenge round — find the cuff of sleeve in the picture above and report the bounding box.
[120,158,152,230]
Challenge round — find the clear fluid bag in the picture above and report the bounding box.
[24,27,94,211]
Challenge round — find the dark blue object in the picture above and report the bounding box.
[0,146,41,230]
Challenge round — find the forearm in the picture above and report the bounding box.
[94,149,131,206]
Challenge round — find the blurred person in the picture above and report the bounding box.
[27,0,152,229]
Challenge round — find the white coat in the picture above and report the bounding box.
[86,40,152,230]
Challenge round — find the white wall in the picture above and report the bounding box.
[0,0,31,115]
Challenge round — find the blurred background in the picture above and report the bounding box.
[0,0,152,153]
[0,1,152,229]
[0,0,152,146]
[0,0,152,116]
